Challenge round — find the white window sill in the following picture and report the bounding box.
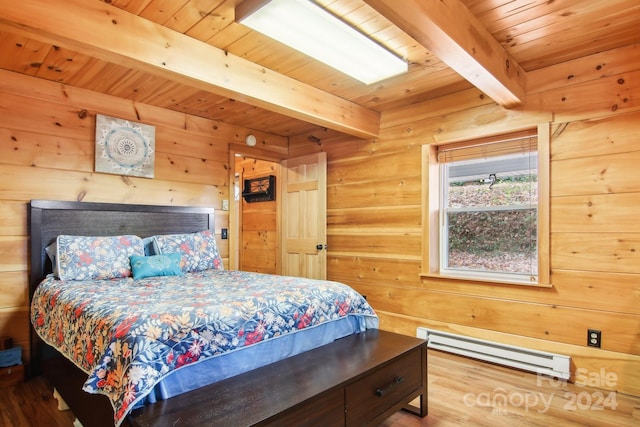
[420,272,553,288]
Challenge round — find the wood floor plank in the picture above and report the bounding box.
[0,376,76,427]
[384,349,640,427]
[1,349,639,426]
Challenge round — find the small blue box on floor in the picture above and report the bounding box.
[0,345,22,367]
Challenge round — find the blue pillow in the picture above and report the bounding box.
[130,253,183,280]
[56,235,145,281]
[152,230,224,272]
[142,236,157,256]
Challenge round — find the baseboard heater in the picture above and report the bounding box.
[417,328,570,379]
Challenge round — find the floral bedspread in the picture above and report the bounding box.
[31,269,378,426]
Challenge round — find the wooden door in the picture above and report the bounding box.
[281,152,327,279]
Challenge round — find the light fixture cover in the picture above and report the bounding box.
[236,0,407,84]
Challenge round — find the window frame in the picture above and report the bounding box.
[421,124,550,287]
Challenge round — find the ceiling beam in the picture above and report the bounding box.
[0,0,380,139]
[365,0,527,108]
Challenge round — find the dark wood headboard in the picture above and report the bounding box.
[28,199,215,373]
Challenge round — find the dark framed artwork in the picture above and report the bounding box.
[242,175,276,203]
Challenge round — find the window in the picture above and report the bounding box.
[422,126,549,286]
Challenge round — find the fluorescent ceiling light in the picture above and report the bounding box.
[236,0,408,85]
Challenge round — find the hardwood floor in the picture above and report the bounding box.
[1,349,638,426]
[384,350,640,427]
[0,372,76,427]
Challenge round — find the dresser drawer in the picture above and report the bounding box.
[258,387,345,427]
[345,347,422,426]
[0,364,24,388]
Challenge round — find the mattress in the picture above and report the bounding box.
[31,269,378,426]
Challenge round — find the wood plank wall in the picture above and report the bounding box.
[1,41,639,398]
[290,43,640,397]
[0,69,288,366]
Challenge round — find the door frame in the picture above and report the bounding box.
[228,143,285,271]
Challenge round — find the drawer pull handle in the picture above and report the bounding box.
[375,376,404,397]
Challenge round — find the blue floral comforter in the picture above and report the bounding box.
[31,269,378,426]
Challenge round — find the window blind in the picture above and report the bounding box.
[437,130,537,164]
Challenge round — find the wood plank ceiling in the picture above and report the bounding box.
[0,0,638,141]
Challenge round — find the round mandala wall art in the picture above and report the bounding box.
[95,114,156,178]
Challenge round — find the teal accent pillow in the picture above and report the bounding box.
[130,253,184,280]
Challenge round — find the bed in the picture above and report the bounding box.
[28,199,425,427]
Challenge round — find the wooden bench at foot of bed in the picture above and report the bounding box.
[127,329,428,427]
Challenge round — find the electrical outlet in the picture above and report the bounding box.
[587,329,601,348]
[221,228,228,239]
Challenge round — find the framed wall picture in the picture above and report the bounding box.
[242,175,276,202]
[95,114,156,178]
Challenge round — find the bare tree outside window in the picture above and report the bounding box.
[441,152,538,279]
